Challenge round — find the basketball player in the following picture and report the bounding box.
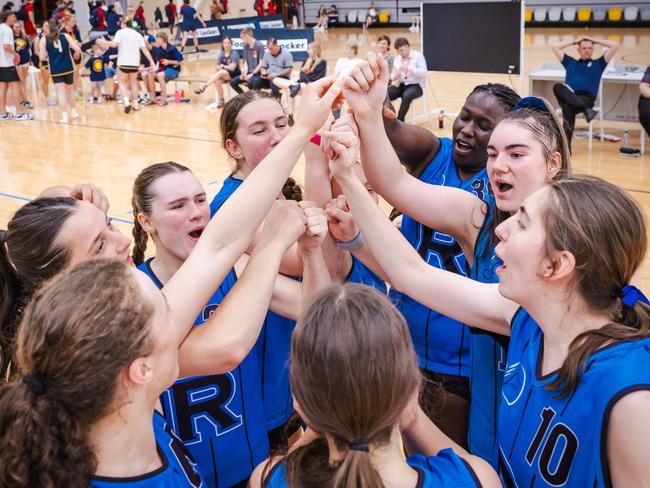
[39,18,81,122]
[213,90,342,453]
[96,16,155,113]
[0,259,206,486]
[328,130,650,485]
[130,162,326,487]
[251,284,500,487]
[31,20,54,105]
[340,54,570,466]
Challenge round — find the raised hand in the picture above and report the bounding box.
[69,183,110,213]
[296,76,344,134]
[341,52,390,118]
[324,124,360,180]
[298,201,328,253]
[259,199,307,251]
[325,195,359,243]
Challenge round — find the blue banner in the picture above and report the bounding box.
[176,14,286,45]
[221,28,313,61]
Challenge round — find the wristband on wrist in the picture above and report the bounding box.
[337,231,364,251]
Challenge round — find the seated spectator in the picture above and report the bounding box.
[409,14,420,32]
[327,3,338,24]
[209,0,225,19]
[258,37,292,98]
[388,37,427,121]
[334,39,361,78]
[194,35,240,108]
[376,34,394,73]
[313,4,327,31]
[153,31,183,105]
[363,0,377,31]
[229,27,264,93]
[274,41,326,124]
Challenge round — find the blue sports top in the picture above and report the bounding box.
[265,448,481,487]
[91,412,204,487]
[498,308,650,488]
[390,137,491,377]
[138,260,269,488]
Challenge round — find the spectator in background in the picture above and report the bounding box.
[134,1,147,33]
[230,27,263,93]
[22,0,35,42]
[639,66,650,139]
[194,35,239,108]
[112,0,122,15]
[551,37,619,151]
[12,20,31,109]
[388,37,427,121]
[363,0,377,31]
[154,31,182,105]
[409,14,420,32]
[376,34,393,73]
[164,0,176,34]
[209,0,224,19]
[84,42,107,103]
[327,4,338,24]
[254,0,264,16]
[313,4,327,31]
[287,0,298,26]
[1,2,15,12]
[179,0,205,53]
[267,0,277,15]
[90,0,107,29]
[154,6,163,27]
[0,11,31,120]
[259,37,292,98]
[274,41,326,124]
[333,38,361,77]
[106,4,121,34]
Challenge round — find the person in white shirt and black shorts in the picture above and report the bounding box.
[0,11,32,121]
[388,37,427,121]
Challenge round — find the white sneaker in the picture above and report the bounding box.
[6,105,16,115]
[71,110,79,119]
[13,113,32,121]
[47,98,58,106]
[97,97,104,104]
[87,96,95,103]
[414,26,420,32]
[0,113,11,121]
[133,101,140,111]
[60,112,68,123]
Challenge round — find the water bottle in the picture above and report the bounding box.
[622,129,629,147]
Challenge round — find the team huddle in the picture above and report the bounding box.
[0,52,649,488]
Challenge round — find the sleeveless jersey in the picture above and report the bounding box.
[46,35,74,77]
[138,260,269,487]
[466,204,508,468]
[265,448,481,487]
[210,176,296,431]
[390,137,491,377]
[346,255,387,293]
[498,308,650,487]
[91,412,204,487]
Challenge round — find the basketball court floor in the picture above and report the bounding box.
[1,26,649,285]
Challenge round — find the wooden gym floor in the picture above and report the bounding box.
[1,26,650,287]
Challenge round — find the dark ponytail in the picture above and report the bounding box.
[0,259,154,487]
[131,162,191,265]
[0,198,77,380]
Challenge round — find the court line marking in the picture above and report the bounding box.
[29,119,221,144]
[0,192,134,224]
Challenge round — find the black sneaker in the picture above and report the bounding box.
[288,114,294,127]
[125,104,132,114]
[289,84,300,98]
[585,108,597,123]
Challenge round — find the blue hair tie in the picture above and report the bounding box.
[621,285,650,308]
[514,96,549,114]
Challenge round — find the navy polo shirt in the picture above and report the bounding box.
[562,53,607,98]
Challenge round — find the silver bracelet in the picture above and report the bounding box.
[337,231,364,251]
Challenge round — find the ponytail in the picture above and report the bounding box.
[47,19,59,43]
[282,177,303,202]
[0,380,96,487]
[131,215,149,266]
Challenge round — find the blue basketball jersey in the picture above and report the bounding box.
[138,260,269,488]
[91,412,204,487]
[390,137,491,377]
[346,255,387,293]
[46,35,74,77]
[210,176,296,431]
[265,448,480,487]
[498,308,650,487]
[466,206,508,468]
